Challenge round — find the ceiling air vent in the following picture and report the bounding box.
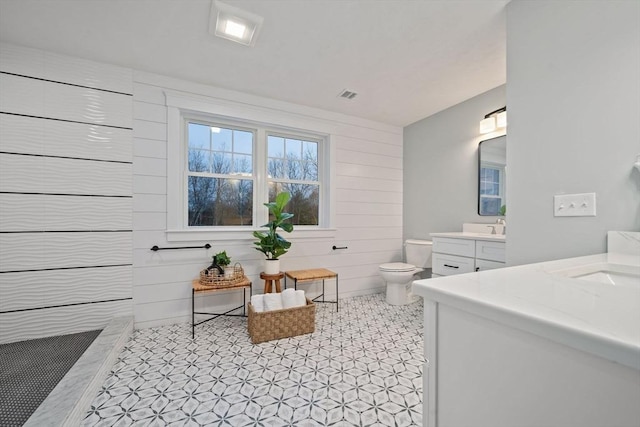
[338,89,358,100]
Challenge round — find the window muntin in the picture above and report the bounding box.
[267,134,320,226]
[187,121,255,226]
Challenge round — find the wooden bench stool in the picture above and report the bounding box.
[284,268,338,311]
[260,272,284,293]
[192,277,252,339]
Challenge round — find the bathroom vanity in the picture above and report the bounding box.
[430,223,506,277]
[412,231,640,427]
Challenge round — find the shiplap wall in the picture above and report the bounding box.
[0,43,133,343]
[132,72,404,329]
[0,42,403,333]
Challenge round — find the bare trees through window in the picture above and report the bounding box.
[267,136,319,226]
[185,121,322,227]
[187,123,253,226]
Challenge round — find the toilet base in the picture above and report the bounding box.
[386,282,420,305]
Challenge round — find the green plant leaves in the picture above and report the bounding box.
[213,250,231,266]
[275,191,291,207]
[252,192,294,259]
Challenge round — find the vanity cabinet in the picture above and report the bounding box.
[431,235,505,277]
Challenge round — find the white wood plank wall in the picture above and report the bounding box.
[0,43,404,334]
[0,43,133,343]
[132,72,404,329]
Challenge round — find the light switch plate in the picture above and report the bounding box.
[554,193,596,217]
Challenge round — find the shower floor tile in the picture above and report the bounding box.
[0,329,101,427]
[82,293,424,426]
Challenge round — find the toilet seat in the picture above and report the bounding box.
[379,262,415,272]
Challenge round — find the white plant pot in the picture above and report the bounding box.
[264,259,280,275]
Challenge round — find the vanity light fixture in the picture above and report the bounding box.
[210,0,263,47]
[496,110,507,128]
[480,106,507,134]
[479,116,496,134]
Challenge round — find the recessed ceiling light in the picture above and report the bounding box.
[210,0,263,47]
[224,20,246,39]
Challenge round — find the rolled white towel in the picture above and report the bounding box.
[281,288,298,309]
[250,295,264,313]
[263,293,284,311]
[294,290,307,307]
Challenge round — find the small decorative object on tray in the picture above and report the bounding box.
[199,262,245,288]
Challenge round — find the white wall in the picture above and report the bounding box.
[132,72,404,329]
[506,0,640,265]
[0,43,133,343]
[0,42,403,334]
[403,85,506,241]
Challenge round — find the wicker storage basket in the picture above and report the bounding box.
[199,263,245,288]
[248,298,315,344]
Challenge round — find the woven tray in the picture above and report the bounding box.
[199,263,245,288]
[248,298,315,344]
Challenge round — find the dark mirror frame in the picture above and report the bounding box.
[478,135,506,216]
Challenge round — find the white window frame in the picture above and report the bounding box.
[165,91,335,242]
[266,130,324,224]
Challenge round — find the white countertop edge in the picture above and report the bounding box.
[415,283,640,370]
[413,251,640,370]
[430,232,506,242]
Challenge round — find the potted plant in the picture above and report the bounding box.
[252,192,294,274]
[208,250,231,276]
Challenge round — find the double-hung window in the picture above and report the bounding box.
[266,134,320,225]
[185,119,324,228]
[187,121,255,226]
[168,112,330,245]
[165,92,333,240]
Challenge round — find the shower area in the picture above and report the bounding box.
[0,43,134,425]
[1,329,101,425]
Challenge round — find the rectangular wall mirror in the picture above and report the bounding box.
[478,135,506,216]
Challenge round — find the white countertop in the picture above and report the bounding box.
[430,231,506,242]
[413,250,640,369]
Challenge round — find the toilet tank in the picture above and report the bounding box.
[405,239,433,268]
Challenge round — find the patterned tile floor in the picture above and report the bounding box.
[82,294,424,426]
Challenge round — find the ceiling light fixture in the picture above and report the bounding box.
[210,0,263,47]
[480,106,507,134]
[223,20,246,39]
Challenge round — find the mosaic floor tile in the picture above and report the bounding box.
[83,293,424,426]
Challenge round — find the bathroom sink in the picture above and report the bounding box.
[552,263,640,288]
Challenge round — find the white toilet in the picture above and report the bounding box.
[379,239,432,305]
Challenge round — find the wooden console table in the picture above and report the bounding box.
[191,277,252,339]
[284,268,339,311]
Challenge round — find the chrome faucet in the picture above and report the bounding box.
[486,225,497,235]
